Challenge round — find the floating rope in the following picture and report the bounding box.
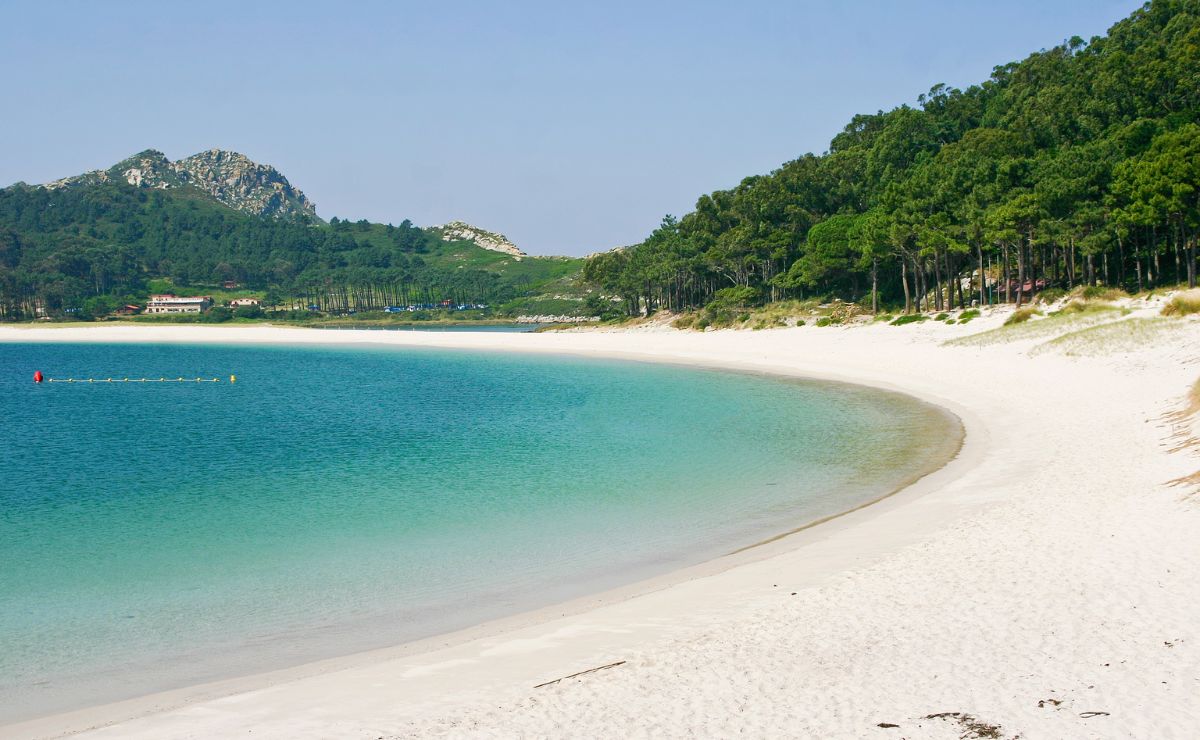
[39,374,236,384]
[46,377,223,383]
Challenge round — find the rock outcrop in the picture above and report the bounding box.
[434,221,526,259]
[44,148,317,220]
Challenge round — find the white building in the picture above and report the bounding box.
[145,294,213,314]
[229,298,262,308]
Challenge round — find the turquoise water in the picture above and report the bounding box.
[0,342,958,723]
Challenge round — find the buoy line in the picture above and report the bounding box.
[37,374,236,384]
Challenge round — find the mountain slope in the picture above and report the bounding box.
[44,149,318,220]
[431,221,527,259]
[0,154,585,319]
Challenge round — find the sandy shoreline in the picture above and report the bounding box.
[3,312,1199,739]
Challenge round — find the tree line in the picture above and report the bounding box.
[584,0,1200,316]
[0,182,516,319]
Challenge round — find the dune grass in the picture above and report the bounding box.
[1186,376,1200,417]
[1075,285,1129,301]
[1029,317,1183,357]
[1161,289,1200,316]
[1004,306,1041,325]
[946,303,1127,348]
[890,313,929,326]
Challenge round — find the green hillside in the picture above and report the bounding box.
[584,0,1200,317]
[0,176,584,320]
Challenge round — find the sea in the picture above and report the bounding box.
[0,341,959,723]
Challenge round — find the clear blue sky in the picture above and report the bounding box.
[0,0,1139,255]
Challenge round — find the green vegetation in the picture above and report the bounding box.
[1055,298,1119,315]
[891,314,928,326]
[1035,287,1068,304]
[582,1,1200,320]
[1162,288,1200,315]
[1031,317,1182,356]
[0,181,584,320]
[1005,307,1042,325]
[947,304,1128,347]
[958,309,981,323]
[1077,285,1129,301]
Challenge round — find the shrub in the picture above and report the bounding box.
[944,318,956,325]
[672,314,696,329]
[233,305,264,319]
[201,307,233,323]
[694,317,710,330]
[1077,285,1127,301]
[1162,289,1200,316]
[874,314,894,322]
[958,309,981,323]
[1004,306,1040,325]
[706,286,761,311]
[1036,288,1067,304]
[1057,298,1121,315]
[816,317,833,327]
[935,312,950,321]
[890,314,928,326]
[583,294,626,322]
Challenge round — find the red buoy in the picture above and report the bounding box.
[34,370,43,383]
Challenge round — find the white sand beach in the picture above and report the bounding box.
[3,305,1199,739]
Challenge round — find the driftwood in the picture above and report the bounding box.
[533,660,626,689]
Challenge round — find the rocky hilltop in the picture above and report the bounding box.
[44,149,318,220]
[434,221,526,259]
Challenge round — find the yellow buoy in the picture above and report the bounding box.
[230,374,237,384]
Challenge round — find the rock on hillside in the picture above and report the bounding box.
[434,221,526,259]
[43,148,318,220]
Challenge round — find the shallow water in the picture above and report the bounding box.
[0,342,958,723]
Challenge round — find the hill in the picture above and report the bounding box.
[583,0,1200,318]
[0,150,585,319]
[44,149,317,220]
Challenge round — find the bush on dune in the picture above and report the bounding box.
[1004,306,1041,325]
[1036,288,1068,304]
[1057,299,1122,316]
[1162,289,1200,317]
[1076,285,1128,302]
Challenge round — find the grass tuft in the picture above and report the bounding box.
[1075,285,1128,301]
[1055,299,1122,316]
[1161,289,1200,317]
[1030,317,1176,357]
[1036,287,1068,304]
[1004,306,1041,325]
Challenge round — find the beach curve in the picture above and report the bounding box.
[1,317,1197,739]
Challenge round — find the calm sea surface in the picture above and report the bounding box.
[0,342,958,723]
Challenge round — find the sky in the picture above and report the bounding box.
[0,0,1141,256]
